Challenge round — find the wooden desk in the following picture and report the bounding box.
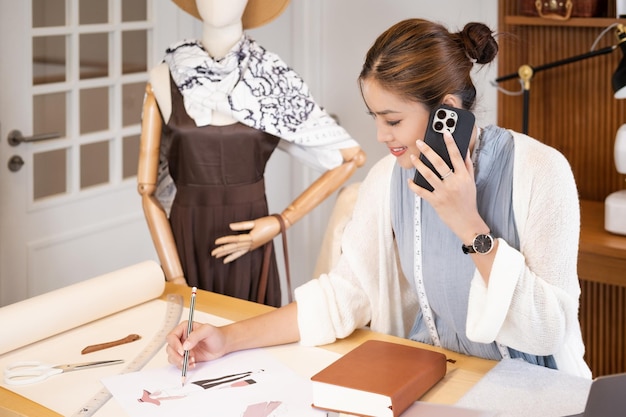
[0,283,495,417]
[578,200,626,377]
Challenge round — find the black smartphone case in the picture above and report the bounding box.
[413,104,475,191]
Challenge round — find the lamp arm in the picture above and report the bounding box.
[495,71,521,83]
[495,45,616,84]
[534,45,616,73]
[494,24,626,135]
[495,45,617,135]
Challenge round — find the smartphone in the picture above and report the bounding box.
[413,104,475,191]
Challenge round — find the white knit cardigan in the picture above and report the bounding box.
[295,130,592,378]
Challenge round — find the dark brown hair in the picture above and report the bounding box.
[359,18,498,111]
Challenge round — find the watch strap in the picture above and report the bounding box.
[461,243,475,254]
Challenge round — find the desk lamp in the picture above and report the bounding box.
[494,24,626,236]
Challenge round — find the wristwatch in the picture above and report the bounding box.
[462,233,494,255]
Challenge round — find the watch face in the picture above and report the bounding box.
[473,234,493,254]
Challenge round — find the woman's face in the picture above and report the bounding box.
[361,78,430,169]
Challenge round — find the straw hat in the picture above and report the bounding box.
[172,0,291,29]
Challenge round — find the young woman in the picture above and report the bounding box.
[165,18,592,379]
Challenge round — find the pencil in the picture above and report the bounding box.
[181,286,197,386]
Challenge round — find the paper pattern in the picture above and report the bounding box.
[102,348,325,417]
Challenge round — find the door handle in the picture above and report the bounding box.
[7,155,24,172]
[7,129,61,146]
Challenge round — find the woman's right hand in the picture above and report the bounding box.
[165,320,228,369]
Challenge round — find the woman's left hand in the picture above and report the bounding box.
[211,215,281,263]
[407,130,485,241]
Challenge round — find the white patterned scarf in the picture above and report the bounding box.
[163,35,358,169]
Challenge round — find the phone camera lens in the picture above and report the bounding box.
[446,118,455,128]
[434,121,444,131]
[436,110,446,119]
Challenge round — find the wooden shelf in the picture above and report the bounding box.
[578,200,626,287]
[505,15,623,27]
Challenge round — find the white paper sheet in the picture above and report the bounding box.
[102,348,326,417]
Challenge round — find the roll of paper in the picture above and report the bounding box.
[0,260,165,355]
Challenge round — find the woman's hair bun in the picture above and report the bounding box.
[459,22,498,65]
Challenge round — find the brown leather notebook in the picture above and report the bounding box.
[310,340,447,417]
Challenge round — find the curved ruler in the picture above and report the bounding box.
[71,293,183,417]
[81,334,142,355]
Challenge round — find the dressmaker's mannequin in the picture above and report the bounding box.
[137,0,365,306]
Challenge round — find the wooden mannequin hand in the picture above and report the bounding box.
[211,215,282,264]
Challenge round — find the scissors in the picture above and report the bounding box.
[3,359,124,386]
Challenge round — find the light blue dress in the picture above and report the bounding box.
[391,125,556,368]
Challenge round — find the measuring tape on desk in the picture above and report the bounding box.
[72,293,184,417]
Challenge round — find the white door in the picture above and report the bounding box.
[0,0,165,306]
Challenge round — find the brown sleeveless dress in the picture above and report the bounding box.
[162,76,282,307]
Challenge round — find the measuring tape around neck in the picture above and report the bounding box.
[71,293,184,417]
[413,196,442,347]
[413,196,510,359]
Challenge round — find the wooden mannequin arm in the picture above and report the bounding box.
[137,84,160,187]
[280,147,366,228]
[137,83,186,285]
[141,195,186,285]
[212,147,366,264]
